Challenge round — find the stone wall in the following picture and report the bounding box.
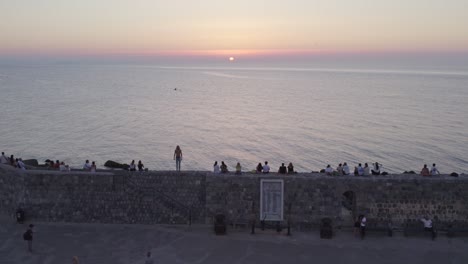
[205,174,468,227]
[1,166,467,228]
[0,165,25,216]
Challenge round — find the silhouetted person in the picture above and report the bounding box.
[138,160,144,171]
[220,161,228,173]
[372,162,381,175]
[174,145,182,171]
[278,163,287,174]
[24,224,34,252]
[256,163,263,173]
[287,162,294,173]
[421,164,430,176]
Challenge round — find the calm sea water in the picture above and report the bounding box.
[0,60,467,173]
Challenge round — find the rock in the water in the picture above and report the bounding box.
[104,160,129,170]
[23,159,39,167]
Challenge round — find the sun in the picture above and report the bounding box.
[229,57,235,61]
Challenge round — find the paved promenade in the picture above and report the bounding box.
[1,216,468,264]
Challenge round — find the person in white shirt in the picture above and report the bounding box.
[360,215,367,239]
[17,158,26,170]
[420,216,436,239]
[262,161,270,173]
[129,160,136,171]
[0,152,8,164]
[363,163,370,176]
[213,161,220,174]
[59,162,70,172]
[83,160,91,171]
[431,163,440,176]
[342,162,350,175]
[357,163,364,176]
[325,164,334,175]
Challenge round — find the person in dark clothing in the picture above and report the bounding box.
[24,224,34,252]
[287,163,294,173]
[256,163,263,173]
[278,163,287,174]
[220,161,228,173]
[137,160,144,171]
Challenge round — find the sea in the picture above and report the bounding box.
[0,56,467,173]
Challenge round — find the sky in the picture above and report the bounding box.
[1,0,468,59]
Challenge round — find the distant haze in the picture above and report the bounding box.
[1,0,468,58]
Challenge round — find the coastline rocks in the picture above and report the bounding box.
[22,159,39,167]
[104,160,129,170]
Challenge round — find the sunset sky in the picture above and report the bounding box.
[1,0,467,58]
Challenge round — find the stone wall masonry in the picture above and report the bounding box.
[0,165,25,215]
[1,165,467,228]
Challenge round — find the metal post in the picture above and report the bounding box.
[251,220,255,234]
[189,209,192,226]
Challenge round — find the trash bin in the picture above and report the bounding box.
[214,214,226,235]
[16,208,25,224]
[320,218,333,239]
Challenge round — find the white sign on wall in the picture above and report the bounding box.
[260,179,284,221]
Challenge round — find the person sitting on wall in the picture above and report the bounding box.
[357,163,364,176]
[363,163,370,176]
[287,162,294,174]
[129,160,136,171]
[278,163,287,174]
[48,160,55,170]
[0,152,8,164]
[256,163,263,173]
[336,163,343,175]
[220,161,228,173]
[90,161,97,173]
[372,162,381,175]
[342,162,350,175]
[138,160,145,171]
[83,160,91,171]
[213,161,220,174]
[325,164,334,175]
[10,155,15,167]
[420,164,430,176]
[59,161,70,172]
[262,161,270,173]
[431,163,440,176]
[353,166,359,176]
[17,158,26,170]
[235,162,242,175]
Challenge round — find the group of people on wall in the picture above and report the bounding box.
[0,152,27,170]
[324,162,382,176]
[0,148,448,177]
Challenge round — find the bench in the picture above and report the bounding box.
[446,221,468,237]
[365,220,394,237]
[403,221,436,240]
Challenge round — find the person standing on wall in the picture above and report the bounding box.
[174,145,183,171]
